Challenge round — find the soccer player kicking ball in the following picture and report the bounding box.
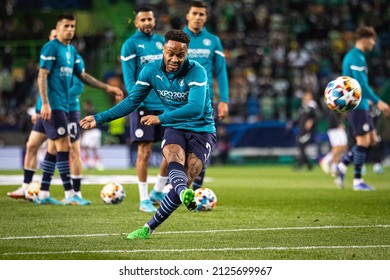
[80,29,216,240]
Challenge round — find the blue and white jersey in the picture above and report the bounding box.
[39,38,83,112]
[342,47,380,111]
[121,30,164,110]
[36,53,85,113]
[95,59,215,133]
[183,25,229,103]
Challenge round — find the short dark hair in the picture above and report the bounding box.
[165,29,190,45]
[57,13,75,22]
[356,26,376,39]
[135,4,154,14]
[189,0,208,12]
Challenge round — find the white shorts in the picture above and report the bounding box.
[81,129,102,149]
[327,127,348,147]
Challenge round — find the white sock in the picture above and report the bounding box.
[74,191,82,198]
[138,181,149,202]
[337,162,347,174]
[322,153,333,164]
[153,175,168,192]
[353,178,363,186]
[65,190,74,199]
[21,182,29,191]
[38,190,50,199]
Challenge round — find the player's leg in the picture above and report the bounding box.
[36,139,60,204]
[129,110,157,212]
[7,130,47,199]
[149,123,168,205]
[37,111,70,204]
[136,141,156,212]
[128,130,216,240]
[149,156,168,205]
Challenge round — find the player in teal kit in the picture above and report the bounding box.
[36,14,123,204]
[183,0,229,190]
[121,5,168,212]
[81,29,216,239]
[335,26,390,190]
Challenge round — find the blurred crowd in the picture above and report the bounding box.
[1,0,390,137]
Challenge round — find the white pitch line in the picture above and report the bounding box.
[1,224,389,240]
[2,245,390,256]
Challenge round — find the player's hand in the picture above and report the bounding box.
[31,113,40,125]
[80,115,97,130]
[106,85,124,101]
[140,115,160,126]
[377,100,390,116]
[40,103,51,121]
[217,102,229,120]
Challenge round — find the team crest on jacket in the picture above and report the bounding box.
[178,78,185,87]
[156,42,163,49]
[203,39,211,46]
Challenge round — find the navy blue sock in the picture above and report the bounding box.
[72,176,82,193]
[146,162,187,230]
[57,152,72,191]
[192,167,206,191]
[167,162,188,196]
[341,148,354,166]
[147,187,182,230]
[41,153,56,191]
[23,168,35,184]
[353,145,368,179]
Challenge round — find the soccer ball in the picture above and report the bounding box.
[324,76,362,113]
[100,182,126,204]
[194,187,217,211]
[25,181,41,201]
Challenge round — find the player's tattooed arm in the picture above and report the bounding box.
[78,72,124,100]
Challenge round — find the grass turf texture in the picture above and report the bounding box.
[0,165,389,260]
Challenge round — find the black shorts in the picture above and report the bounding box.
[347,109,375,136]
[162,127,217,167]
[41,110,69,140]
[129,107,164,144]
[68,111,80,143]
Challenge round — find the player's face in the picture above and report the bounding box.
[135,11,155,35]
[163,40,188,72]
[186,6,207,32]
[363,37,376,52]
[56,19,76,43]
[49,29,57,40]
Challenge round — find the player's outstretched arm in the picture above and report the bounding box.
[377,100,390,116]
[78,72,124,100]
[80,115,97,130]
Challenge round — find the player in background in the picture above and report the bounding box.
[7,28,122,203]
[36,14,123,204]
[335,26,390,190]
[292,91,319,171]
[7,29,59,200]
[80,29,216,240]
[319,109,348,176]
[182,0,229,190]
[121,5,168,212]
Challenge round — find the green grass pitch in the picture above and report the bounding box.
[0,165,389,260]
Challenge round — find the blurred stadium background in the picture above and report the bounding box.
[1,0,390,169]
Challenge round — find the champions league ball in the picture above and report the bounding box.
[324,76,362,113]
[100,182,126,204]
[194,187,217,211]
[25,181,41,201]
